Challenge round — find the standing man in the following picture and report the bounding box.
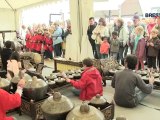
[87,17,97,58]
[130,14,149,51]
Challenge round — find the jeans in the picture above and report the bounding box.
[72,87,80,96]
[135,88,148,104]
[54,43,62,57]
[124,45,128,57]
[96,44,101,59]
[118,47,125,64]
[101,54,108,59]
[110,52,118,60]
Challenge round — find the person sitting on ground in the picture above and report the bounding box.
[0,78,25,120]
[111,55,154,108]
[62,58,103,100]
[1,41,13,71]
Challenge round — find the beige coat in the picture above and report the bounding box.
[92,25,109,44]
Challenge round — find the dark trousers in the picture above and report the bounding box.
[158,50,160,68]
[96,44,101,59]
[148,56,156,69]
[118,47,125,65]
[124,45,128,57]
[89,39,98,59]
[54,43,62,57]
[101,54,108,59]
[44,50,53,59]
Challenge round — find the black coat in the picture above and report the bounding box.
[87,24,96,40]
[1,48,12,71]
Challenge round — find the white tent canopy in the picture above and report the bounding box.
[0,0,47,9]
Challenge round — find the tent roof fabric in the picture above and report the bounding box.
[0,0,45,9]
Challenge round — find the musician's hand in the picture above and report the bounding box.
[17,79,26,88]
[61,72,67,79]
[150,42,154,47]
[65,78,71,83]
[149,76,154,84]
[147,42,150,46]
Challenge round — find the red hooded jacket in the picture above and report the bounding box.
[44,35,53,52]
[35,34,43,52]
[25,33,32,49]
[70,66,103,100]
[0,89,21,120]
[30,35,37,50]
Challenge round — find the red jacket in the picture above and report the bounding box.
[44,35,53,52]
[0,89,21,120]
[25,33,32,49]
[147,23,156,35]
[100,41,110,54]
[35,34,43,52]
[30,35,37,50]
[70,67,103,100]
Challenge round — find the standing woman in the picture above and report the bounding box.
[92,18,109,59]
[116,18,129,65]
[52,22,63,57]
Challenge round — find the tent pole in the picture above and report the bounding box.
[4,0,14,11]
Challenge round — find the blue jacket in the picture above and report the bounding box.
[52,27,63,45]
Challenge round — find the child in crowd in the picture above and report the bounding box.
[100,36,110,59]
[133,26,146,70]
[7,52,21,80]
[110,31,120,60]
[30,31,37,52]
[147,29,160,72]
[44,30,53,60]
[35,29,43,54]
[25,27,33,51]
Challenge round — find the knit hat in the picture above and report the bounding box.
[133,15,140,20]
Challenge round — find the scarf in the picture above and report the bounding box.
[133,35,143,54]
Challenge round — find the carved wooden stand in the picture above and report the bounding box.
[20,95,49,120]
[101,102,115,120]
